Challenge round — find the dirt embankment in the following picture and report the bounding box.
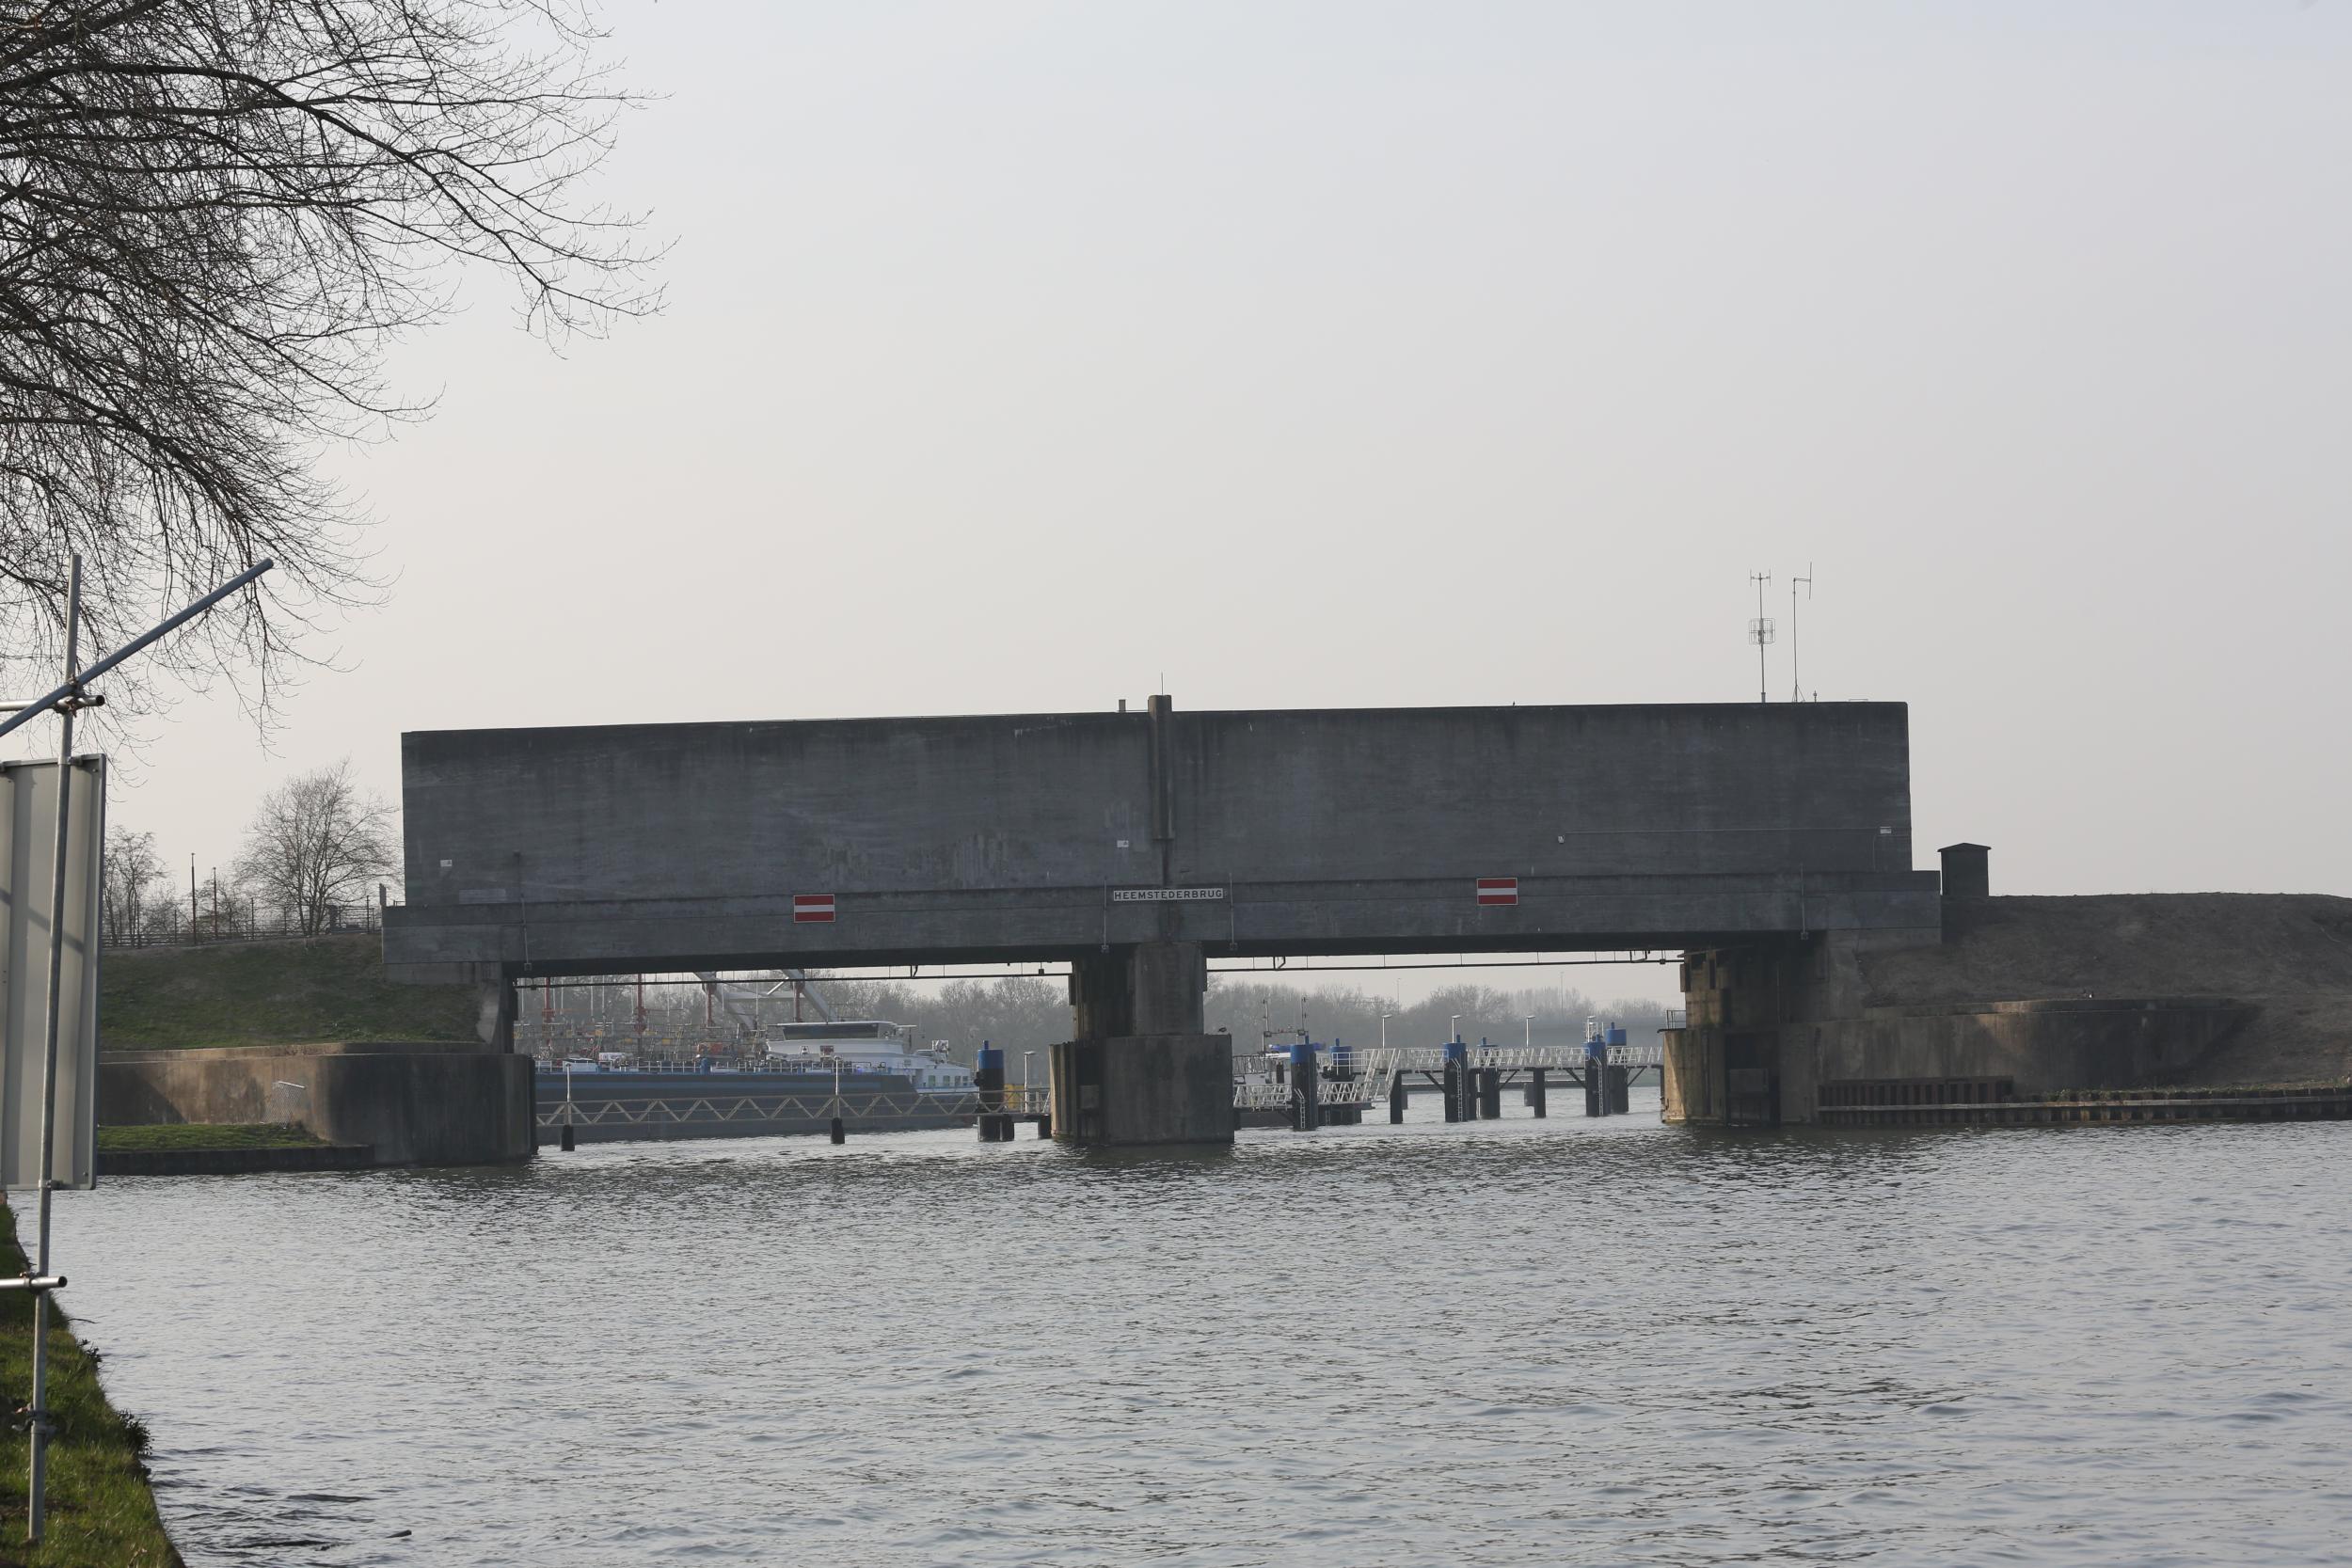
[1860,894,2352,1086]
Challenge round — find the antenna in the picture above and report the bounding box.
[1747,570,1774,704]
[1789,563,1814,703]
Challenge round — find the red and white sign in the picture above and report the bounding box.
[793,894,836,924]
[1476,878,1519,906]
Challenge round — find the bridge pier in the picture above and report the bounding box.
[1049,942,1232,1147]
[1665,931,1922,1126]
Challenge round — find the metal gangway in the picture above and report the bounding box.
[536,1080,1049,1137]
[1233,1041,1664,1114]
[536,1044,1668,1139]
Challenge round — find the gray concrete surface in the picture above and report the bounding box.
[1663,917,2283,1127]
[386,700,1938,981]
[1048,1034,1234,1146]
[99,1042,533,1166]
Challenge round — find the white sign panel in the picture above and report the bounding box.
[1110,886,1227,903]
[1,757,104,1191]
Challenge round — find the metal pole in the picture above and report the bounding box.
[25,555,84,1543]
[0,560,274,745]
[1790,564,1814,703]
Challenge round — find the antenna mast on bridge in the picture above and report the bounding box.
[1790,564,1814,703]
[1747,570,1774,704]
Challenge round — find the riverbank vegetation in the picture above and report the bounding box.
[0,1206,180,1566]
[101,934,476,1049]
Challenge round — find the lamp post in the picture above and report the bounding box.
[1380,1012,1393,1048]
[1449,1014,1461,1044]
[1524,1015,1534,1050]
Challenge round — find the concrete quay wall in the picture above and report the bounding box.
[1815,998,2253,1092]
[99,1041,533,1167]
[1664,927,2266,1127]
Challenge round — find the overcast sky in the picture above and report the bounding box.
[42,1,2352,1002]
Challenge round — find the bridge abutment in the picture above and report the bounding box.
[1664,927,1939,1126]
[1051,942,1232,1147]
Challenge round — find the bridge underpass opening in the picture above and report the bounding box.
[388,698,1940,1143]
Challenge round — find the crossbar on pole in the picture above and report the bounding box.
[0,558,273,744]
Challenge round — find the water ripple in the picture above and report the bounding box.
[56,1102,2352,1566]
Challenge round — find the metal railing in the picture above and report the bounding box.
[104,906,386,949]
[1234,1043,1664,1114]
[537,1080,1049,1131]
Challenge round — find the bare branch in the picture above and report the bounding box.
[0,0,660,729]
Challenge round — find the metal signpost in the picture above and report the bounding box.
[0,553,272,1544]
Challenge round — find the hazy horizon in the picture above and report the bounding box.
[20,2,2350,1009]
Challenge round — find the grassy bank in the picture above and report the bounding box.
[0,1205,180,1566]
[102,933,478,1049]
[97,1123,322,1153]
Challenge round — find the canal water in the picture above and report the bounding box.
[58,1095,2352,1566]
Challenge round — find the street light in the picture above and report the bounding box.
[1449,1013,1460,1044]
[1524,1015,1534,1050]
[1380,1011,1393,1047]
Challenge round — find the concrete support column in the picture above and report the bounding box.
[1669,943,1808,1126]
[1070,940,1206,1038]
[1054,942,1228,1147]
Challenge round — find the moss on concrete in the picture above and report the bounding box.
[101,933,478,1050]
[96,1123,322,1153]
[0,1204,182,1566]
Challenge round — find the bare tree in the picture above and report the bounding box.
[232,757,395,934]
[0,0,659,723]
[102,824,167,942]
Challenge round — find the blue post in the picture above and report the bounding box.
[976,1040,1009,1141]
[1290,1040,1319,1132]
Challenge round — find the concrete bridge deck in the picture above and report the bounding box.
[388,700,1936,983]
[396,698,1938,1145]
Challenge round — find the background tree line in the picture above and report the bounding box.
[103,759,397,943]
[571,972,1677,1070]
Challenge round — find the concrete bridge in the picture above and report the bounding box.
[386,698,1942,1145]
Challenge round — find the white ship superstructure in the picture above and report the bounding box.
[763,1020,977,1094]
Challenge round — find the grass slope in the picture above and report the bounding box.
[101,934,479,1049]
[0,1205,181,1566]
[96,1124,322,1153]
